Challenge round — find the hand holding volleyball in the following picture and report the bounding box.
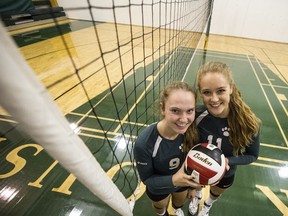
[184,143,226,185]
[172,163,204,188]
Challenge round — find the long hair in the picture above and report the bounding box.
[184,123,198,154]
[159,81,199,154]
[197,62,261,156]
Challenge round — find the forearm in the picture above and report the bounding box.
[136,161,175,189]
[143,174,175,189]
[228,133,260,166]
[227,154,257,166]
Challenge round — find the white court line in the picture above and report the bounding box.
[255,57,288,117]
[247,55,288,146]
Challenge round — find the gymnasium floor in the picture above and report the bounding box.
[0,19,287,216]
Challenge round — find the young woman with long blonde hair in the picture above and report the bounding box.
[188,62,261,216]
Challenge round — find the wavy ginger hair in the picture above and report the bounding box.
[159,81,198,154]
[197,62,261,156]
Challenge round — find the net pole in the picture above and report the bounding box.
[182,2,213,82]
[204,0,214,50]
[0,22,133,216]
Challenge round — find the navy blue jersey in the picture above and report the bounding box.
[134,123,185,195]
[196,105,260,177]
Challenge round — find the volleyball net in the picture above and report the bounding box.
[0,0,213,215]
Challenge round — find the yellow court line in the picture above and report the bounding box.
[256,185,288,216]
[71,112,115,121]
[0,137,7,142]
[280,189,288,198]
[260,143,288,150]
[0,117,16,123]
[79,132,114,141]
[70,111,148,127]
[80,126,138,139]
[247,55,288,146]
[257,157,288,165]
[79,132,136,144]
[277,94,287,101]
[251,162,281,169]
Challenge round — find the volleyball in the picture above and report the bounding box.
[184,143,226,185]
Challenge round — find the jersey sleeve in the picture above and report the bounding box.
[134,134,175,190]
[227,132,260,166]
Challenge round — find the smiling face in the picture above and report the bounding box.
[160,88,196,138]
[199,72,232,118]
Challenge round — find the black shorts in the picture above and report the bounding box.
[215,174,235,189]
[146,187,188,202]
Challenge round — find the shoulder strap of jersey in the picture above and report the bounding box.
[152,136,162,158]
[196,110,209,126]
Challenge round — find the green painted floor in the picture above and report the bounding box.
[0,20,287,216]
